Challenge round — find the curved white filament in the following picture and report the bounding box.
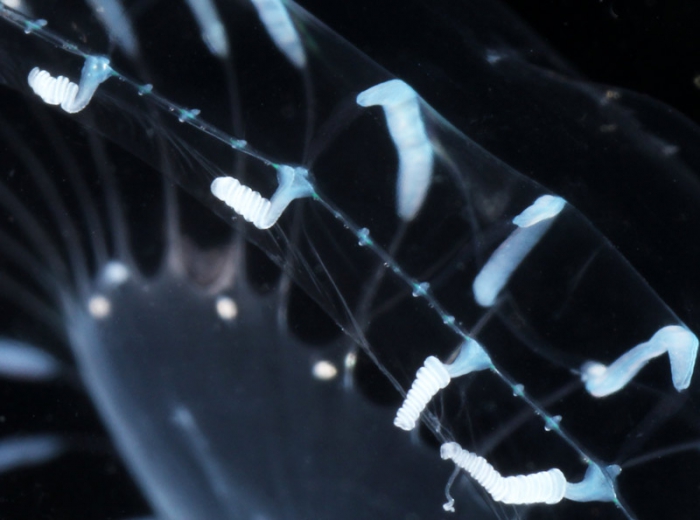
[357,79,434,221]
[473,195,566,307]
[582,325,698,397]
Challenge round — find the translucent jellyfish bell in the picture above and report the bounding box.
[0,1,700,520]
[0,69,473,520]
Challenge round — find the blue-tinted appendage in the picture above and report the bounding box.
[445,338,492,378]
[0,338,62,381]
[0,435,65,474]
[668,326,699,390]
[565,463,621,503]
[582,325,698,397]
[356,79,433,221]
[473,196,567,307]
[267,165,314,223]
[184,0,229,58]
[276,165,313,198]
[512,195,566,228]
[86,0,138,57]
[250,0,305,68]
[71,55,112,113]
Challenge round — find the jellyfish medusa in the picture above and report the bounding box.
[0,1,700,520]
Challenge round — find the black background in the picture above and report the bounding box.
[2,1,700,519]
[502,0,700,126]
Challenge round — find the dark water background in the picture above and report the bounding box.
[1,1,699,519]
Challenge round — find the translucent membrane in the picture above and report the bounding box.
[2,1,700,519]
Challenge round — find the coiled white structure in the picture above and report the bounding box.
[27,55,112,114]
[211,176,272,229]
[27,68,79,112]
[394,339,491,431]
[394,356,450,431]
[211,165,313,229]
[440,442,567,505]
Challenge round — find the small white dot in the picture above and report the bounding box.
[344,351,357,371]
[102,261,130,286]
[216,296,238,320]
[312,360,337,381]
[88,295,111,318]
